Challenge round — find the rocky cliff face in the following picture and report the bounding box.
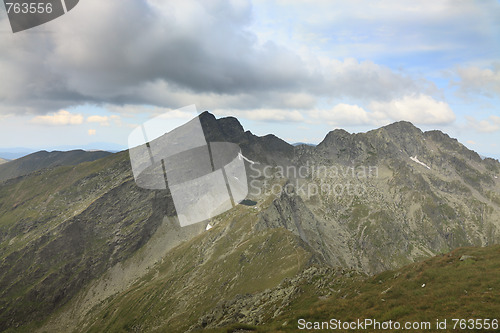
[199,111,294,166]
[259,120,500,274]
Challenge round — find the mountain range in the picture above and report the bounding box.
[0,111,499,332]
[0,143,126,161]
[0,150,112,183]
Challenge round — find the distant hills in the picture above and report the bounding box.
[0,112,499,332]
[0,149,112,182]
[292,142,316,147]
[0,143,126,160]
[0,148,36,160]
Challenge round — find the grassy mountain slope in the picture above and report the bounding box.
[204,244,500,333]
[39,197,314,333]
[0,150,112,182]
[0,152,171,331]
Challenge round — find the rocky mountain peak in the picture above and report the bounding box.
[198,111,294,164]
[199,111,245,142]
[317,128,351,148]
[313,121,426,162]
[381,120,420,134]
[423,129,453,142]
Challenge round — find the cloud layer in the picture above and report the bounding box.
[1,0,499,135]
[309,94,455,127]
[466,115,500,133]
[454,64,500,98]
[0,0,456,123]
[31,110,84,126]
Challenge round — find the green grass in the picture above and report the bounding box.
[0,152,156,330]
[206,245,500,333]
[0,152,131,255]
[79,204,312,333]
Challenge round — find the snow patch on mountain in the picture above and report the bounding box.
[410,156,431,170]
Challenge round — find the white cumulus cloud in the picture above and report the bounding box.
[31,110,84,126]
[309,95,455,127]
[87,114,122,126]
[369,94,455,125]
[309,104,383,126]
[466,115,500,133]
[454,64,500,98]
[87,115,110,126]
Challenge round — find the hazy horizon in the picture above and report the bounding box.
[1,1,499,159]
[1,117,499,161]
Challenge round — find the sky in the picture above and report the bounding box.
[0,0,499,158]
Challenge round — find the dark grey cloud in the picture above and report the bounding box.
[0,0,433,116]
